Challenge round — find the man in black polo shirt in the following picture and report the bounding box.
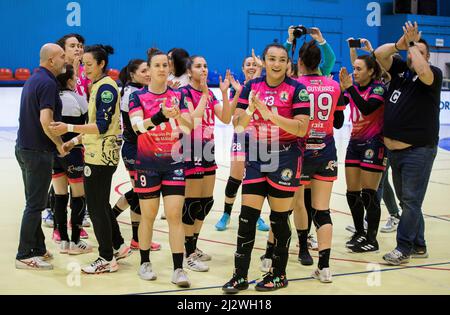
[375,22,442,265]
[15,43,67,270]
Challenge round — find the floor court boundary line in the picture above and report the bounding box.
[126,261,450,295]
[116,220,450,267]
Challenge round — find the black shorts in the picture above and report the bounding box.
[345,137,387,172]
[121,141,137,178]
[134,165,185,199]
[301,141,338,185]
[242,143,302,197]
[52,147,84,184]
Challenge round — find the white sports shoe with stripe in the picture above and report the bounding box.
[82,257,118,274]
[195,248,212,261]
[184,253,209,272]
[312,267,332,283]
[68,240,93,255]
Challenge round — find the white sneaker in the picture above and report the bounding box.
[184,253,209,272]
[138,262,157,280]
[60,241,69,254]
[15,257,53,270]
[82,257,118,274]
[82,211,91,228]
[114,243,132,261]
[312,267,332,283]
[68,240,93,255]
[307,234,319,251]
[172,268,191,288]
[195,248,211,261]
[380,215,400,233]
[260,255,272,273]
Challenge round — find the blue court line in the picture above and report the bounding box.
[127,261,450,295]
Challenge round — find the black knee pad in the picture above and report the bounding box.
[129,192,141,215]
[225,176,242,198]
[361,189,379,209]
[236,205,260,252]
[197,197,214,221]
[124,189,134,205]
[311,208,332,229]
[182,198,201,225]
[242,180,267,197]
[269,211,292,249]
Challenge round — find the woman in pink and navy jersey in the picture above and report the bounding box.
[180,56,233,272]
[222,43,310,293]
[215,55,270,232]
[129,48,193,287]
[340,54,387,254]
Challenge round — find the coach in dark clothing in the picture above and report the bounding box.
[15,43,67,270]
[375,22,442,265]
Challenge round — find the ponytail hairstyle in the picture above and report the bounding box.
[147,47,167,66]
[56,64,75,90]
[84,44,114,73]
[168,47,190,77]
[356,55,381,81]
[298,40,321,72]
[119,59,146,97]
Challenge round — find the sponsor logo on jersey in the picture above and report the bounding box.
[280,91,289,102]
[325,160,337,171]
[365,149,374,159]
[281,168,293,181]
[171,96,180,106]
[174,169,184,176]
[299,89,309,102]
[101,90,114,103]
[84,165,92,177]
[373,86,384,95]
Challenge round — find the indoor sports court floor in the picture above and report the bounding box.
[1,123,450,295]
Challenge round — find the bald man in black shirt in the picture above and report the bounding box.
[375,22,442,265]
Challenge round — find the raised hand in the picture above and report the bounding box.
[360,38,374,52]
[403,21,421,44]
[251,48,263,69]
[229,74,242,94]
[288,25,295,43]
[309,27,325,43]
[219,70,231,93]
[339,67,353,90]
[252,92,271,120]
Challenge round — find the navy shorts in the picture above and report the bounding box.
[184,140,217,176]
[301,142,338,185]
[121,141,137,178]
[345,137,387,172]
[242,142,302,197]
[134,163,186,199]
[52,147,84,184]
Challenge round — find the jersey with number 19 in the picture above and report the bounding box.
[297,75,344,184]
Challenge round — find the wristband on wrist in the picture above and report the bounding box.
[151,109,169,126]
[71,137,79,145]
[245,107,254,116]
[318,39,327,45]
[67,124,74,132]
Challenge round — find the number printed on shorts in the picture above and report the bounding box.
[232,142,242,152]
[139,175,147,187]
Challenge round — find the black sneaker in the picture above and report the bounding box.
[298,250,313,266]
[345,232,366,248]
[255,272,288,292]
[411,246,428,258]
[222,274,249,294]
[348,239,379,253]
